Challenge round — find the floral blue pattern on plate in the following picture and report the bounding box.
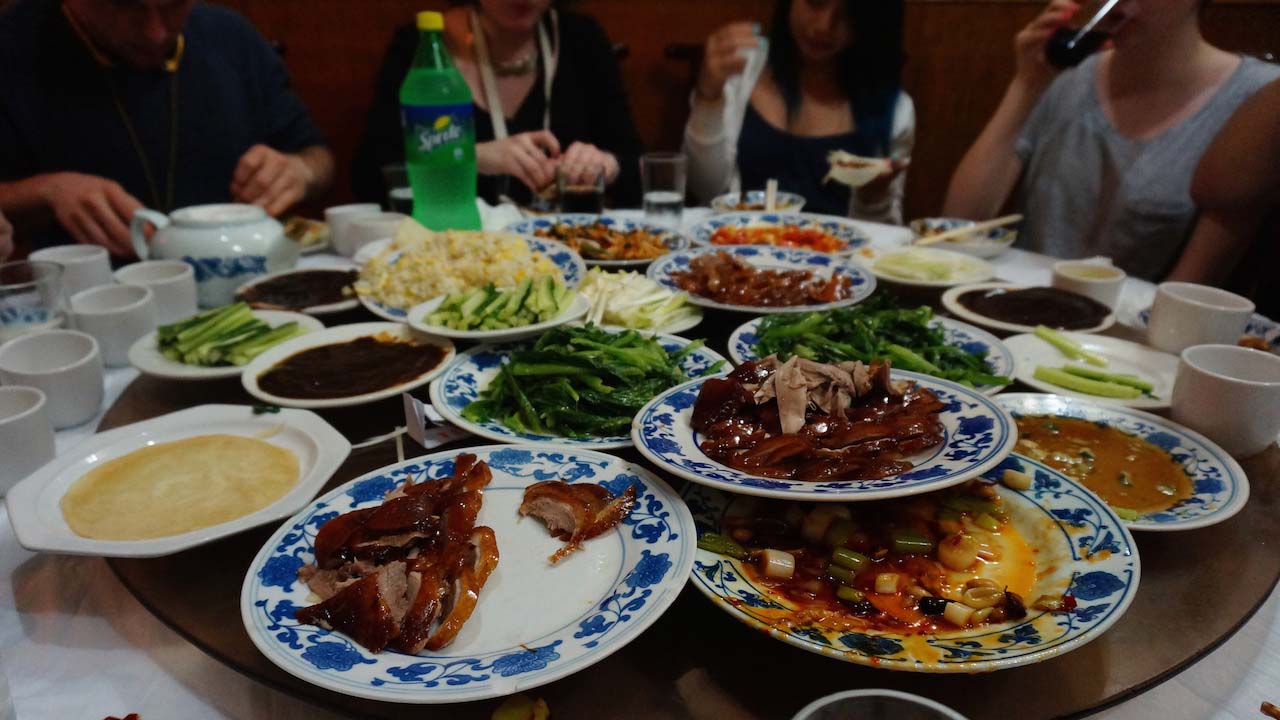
[1135,308,1279,356]
[504,214,691,268]
[726,315,1013,396]
[429,331,730,449]
[688,211,869,253]
[683,454,1139,672]
[646,244,876,315]
[631,370,1018,501]
[360,237,586,321]
[241,444,696,704]
[995,393,1249,531]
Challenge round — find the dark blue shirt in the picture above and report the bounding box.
[736,104,882,217]
[0,0,325,249]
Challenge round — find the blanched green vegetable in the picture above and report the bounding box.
[156,302,305,367]
[752,295,1011,388]
[461,324,723,438]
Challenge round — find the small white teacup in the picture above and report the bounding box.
[344,212,407,258]
[1051,260,1126,310]
[115,260,198,325]
[1147,282,1254,355]
[0,330,104,429]
[0,386,56,496]
[325,204,383,257]
[28,245,114,299]
[70,284,157,367]
[1171,344,1280,458]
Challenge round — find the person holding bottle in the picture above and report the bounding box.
[683,0,912,223]
[943,0,1279,281]
[353,0,644,208]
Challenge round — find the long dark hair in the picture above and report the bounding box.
[767,0,905,155]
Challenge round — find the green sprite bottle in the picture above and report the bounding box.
[400,11,481,230]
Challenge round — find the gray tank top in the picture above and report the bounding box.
[1014,54,1280,280]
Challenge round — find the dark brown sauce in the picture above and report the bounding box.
[957,286,1110,329]
[237,270,358,311]
[257,335,447,399]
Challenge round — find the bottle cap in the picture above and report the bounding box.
[417,11,444,31]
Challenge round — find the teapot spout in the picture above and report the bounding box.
[130,208,171,260]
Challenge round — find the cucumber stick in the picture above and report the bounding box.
[1060,365,1155,393]
[1034,325,1108,367]
[1033,365,1142,398]
[425,276,570,331]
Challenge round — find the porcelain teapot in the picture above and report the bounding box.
[130,204,298,307]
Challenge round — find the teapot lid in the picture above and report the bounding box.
[170,204,268,227]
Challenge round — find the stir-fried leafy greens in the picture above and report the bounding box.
[462,324,723,437]
[753,296,1011,388]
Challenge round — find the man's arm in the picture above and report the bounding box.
[1168,77,1280,283]
[230,144,334,218]
[0,173,141,256]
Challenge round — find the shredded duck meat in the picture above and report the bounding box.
[690,357,944,482]
[294,453,500,653]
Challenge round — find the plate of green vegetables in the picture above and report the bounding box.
[429,324,729,449]
[128,303,323,381]
[405,276,590,342]
[1004,326,1178,410]
[727,296,1014,395]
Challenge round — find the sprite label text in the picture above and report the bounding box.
[402,103,473,160]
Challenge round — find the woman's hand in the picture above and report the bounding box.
[476,131,562,192]
[855,159,910,206]
[558,142,619,186]
[696,22,761,102]
[1014,0,1080,89]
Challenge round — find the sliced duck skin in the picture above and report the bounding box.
[424,527,500,651]
[312,507,377,569]
[521,482,637,563]
[295,561,410,653]
[393,557,449,654]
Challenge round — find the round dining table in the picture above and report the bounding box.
[1,211,1276,720]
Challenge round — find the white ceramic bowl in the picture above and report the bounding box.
[0,330,103,429]
[909,217,1017,258]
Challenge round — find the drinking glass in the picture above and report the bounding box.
[382,164,414,214]
[641,153,687,226]
[557,166,605,214]
[1045,0,1129,68]
[0,261,64,343]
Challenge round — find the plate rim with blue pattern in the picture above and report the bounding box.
[726,314,1014,397]
[687,211,870,254]
[358,236,587,321]
[240,443,697,704]
[504,214,691,268]
[709,190,807,214]
[683,453,1140,672]
[631,369,1018,501]
[994,392,1250,531]
[429,330,730,449]
[645,244,877,315]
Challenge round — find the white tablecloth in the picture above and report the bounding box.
[1,215,1275,720]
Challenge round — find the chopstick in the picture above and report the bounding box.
[765,179,778,212]
[915,214,1023,246]
[1262,701,1279,719]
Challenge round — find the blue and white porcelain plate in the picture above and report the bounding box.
[505,214,691,268]
[726,315,1014,396]
[429,331,729,449]
[995,393,1249,531]
[709,190,807,213]
[241,444,696,704]
[688,211,869,253]
[631,370,1018,501]
[646,245,877,315]
[684,454,1140,672]
[359,237,587,321]
[1134,308,1279,356]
